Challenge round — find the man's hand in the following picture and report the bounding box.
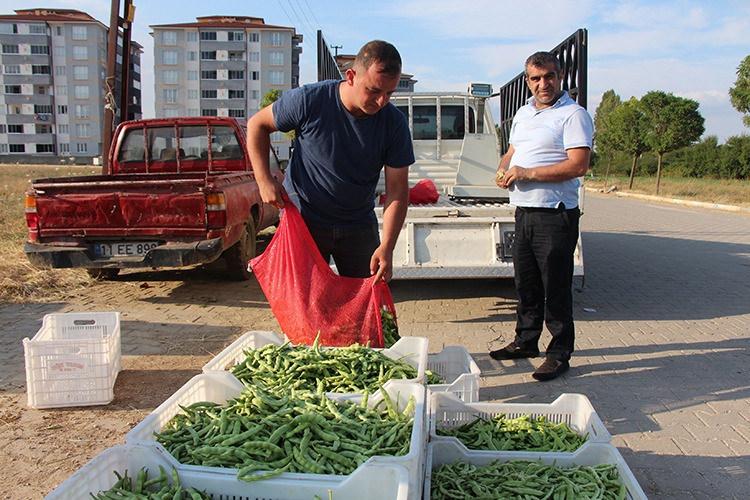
[257,176,285,208]
[499,165,530,189]
[370,244,393,282]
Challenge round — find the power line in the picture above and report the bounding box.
[301,0,321,30]
[290,0,317,35]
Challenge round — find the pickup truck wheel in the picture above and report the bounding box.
[86,268,120,280]
[225,218,257,281]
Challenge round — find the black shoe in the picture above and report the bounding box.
[532,357,570,381]
[489,341,540,360]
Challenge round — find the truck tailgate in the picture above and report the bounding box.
[33,175,208,238]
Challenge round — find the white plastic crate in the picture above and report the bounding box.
[424,440,647,500]
[430,392,611,456]
[46,444,410,500]
[23,312,121,409]
[127,372,427,500]
[426,346,480,403]
[203,330,428,388]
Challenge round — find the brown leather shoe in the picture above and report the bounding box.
[532,357,570,381]
[489,341,540,360]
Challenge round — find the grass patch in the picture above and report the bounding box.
[586,175,750,208]
[0,164,100,303]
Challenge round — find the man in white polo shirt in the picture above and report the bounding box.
[490,51,593,381]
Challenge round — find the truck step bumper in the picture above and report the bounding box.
[24,238,225,270]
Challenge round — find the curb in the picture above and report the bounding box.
[584,187,750,214]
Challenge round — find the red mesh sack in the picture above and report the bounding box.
[249,199,396,347]
[378,178,440,205]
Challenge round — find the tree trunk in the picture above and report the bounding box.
[628,154,638,190]
[603,155,612,191]
[655,153,663,195]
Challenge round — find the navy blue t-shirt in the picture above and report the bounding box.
[273,80,414,226]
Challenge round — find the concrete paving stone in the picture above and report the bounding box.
[651,408,715,429]
[673,438,734,456]
[683,423,746,442]
[621,435,683,454]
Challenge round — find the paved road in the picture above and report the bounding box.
[1,192,748,497]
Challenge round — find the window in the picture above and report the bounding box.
[76,143,88,153]
[269,71,284,85]
[162,31,177,45]
[9,144,25,153]
[249,51,259,62]
[8,124,24,133]
[36,85,47,95]
[249,33,259,42]
[0,144,7,153]
[36,144,54,153]
[271,32,282,46]
[187,31,198,42]
[148,126,178,161]
[163,88,178,103]
[53,46,64,58]
[57,105,67,114]
[162,50,178,65]
[116,127,145,163]
[178,125,208,158]
[56,85,67,96]
[71,26,87,40]
[73,65,88,80]
[200,31,217,41]
[36,124,52,134]
[32,65,50,74]
[228,109,245,118]
[162,70,178,84]
[200,51,216,60]
[201,108,218,116]
[201,89,217,99]
[163,108,179,118]
[4,65,20,74]
[31,45,49,55]
[35,104,53,114]
[211,126,242,159]
[75,123,91,137]
[75,104,90,118]
[2,44,19,54]
[187,51,197,61]
[72,46,87,60]
[201,70,217,80]
[5,85,22,94]
[440,105,475,139]
[251,90,259,100]
[270,51,284,66]
[0,125,5,133]
[55,66,65,76]
[8,104,22,114]
[55,26,62,36]
[228,31,244,41]
[57,124,69,134]
[29,24,47,34]
[74,85,89,99]
[228,89,244,99]
[228,50,244,61]
[187,89,198,99]
[411,105,437,140]
[59,143,70,154]
[228,70,244,80]
[250,71,259,81]
[187,70,198,81]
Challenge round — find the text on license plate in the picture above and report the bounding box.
[94,242,158,257]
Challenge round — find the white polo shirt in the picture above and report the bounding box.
[508,91,593,209]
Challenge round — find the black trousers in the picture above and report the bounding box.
[305,219,380,278]
[512,205,580,361]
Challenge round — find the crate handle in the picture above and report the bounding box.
[73,319,97,326]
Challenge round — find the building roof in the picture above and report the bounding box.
[0,8,103,25]
[150,15,295,31]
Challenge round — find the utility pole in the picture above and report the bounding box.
[330,44,342,57]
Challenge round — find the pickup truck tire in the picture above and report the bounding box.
[224,218,257,281]
[86,268,120,280]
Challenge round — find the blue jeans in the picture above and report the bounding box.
[305,219,380,278]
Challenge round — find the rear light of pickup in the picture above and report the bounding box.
[25,193,39,242]
[206,192,227,229]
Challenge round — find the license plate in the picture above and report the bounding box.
[93,241,158,258]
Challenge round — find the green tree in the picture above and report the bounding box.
[640,91,705,194]
[729,55,750,127]
[261,89,283,109]
[719,135,750,179]
[607,97,648,189]
[593,89,621,188]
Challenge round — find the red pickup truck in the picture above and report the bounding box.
[24,117,281,280]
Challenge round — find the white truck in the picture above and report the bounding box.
[375,85,584,279]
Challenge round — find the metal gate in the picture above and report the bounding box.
[317,30,343,81]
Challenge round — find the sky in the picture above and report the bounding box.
[3,0,748,142]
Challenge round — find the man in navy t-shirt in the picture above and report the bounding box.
[246,40,414,281]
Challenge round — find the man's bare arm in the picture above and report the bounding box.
[371,166,409,281]
[246,105,284,207]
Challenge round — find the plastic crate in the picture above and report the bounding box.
[426,346,480,403]
[126,372,427,500]
[23,312,121,409]
[430,392,611,456]
[46,444,410,500]
[202,330,428,389]
[424,440,647,500]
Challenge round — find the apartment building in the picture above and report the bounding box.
[0,8,142,161]
[151,16,302,160]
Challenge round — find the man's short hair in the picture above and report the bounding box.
[355,40,402,77]
[525,51,561,74]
